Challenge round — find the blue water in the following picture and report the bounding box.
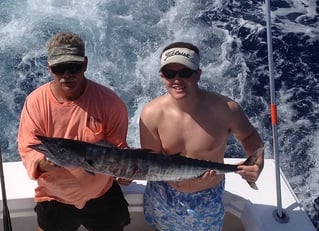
[0,0,318,229]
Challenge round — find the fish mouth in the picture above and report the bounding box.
[29,143,49,154]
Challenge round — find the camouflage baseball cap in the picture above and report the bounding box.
[47,44,85,66]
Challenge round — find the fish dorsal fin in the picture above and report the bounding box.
[140,148,160,153]
[95,140,115,147]
[166,153,198,163]
[94,141,161,155]
[159,152,179,157]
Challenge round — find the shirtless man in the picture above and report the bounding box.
[139,42,264,231]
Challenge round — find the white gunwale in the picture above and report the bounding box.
[0,159,316,231]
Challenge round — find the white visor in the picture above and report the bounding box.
[160,47,200,70]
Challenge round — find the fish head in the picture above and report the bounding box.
[29,135,89,167]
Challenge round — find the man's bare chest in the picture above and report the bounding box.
[157,116,228,157]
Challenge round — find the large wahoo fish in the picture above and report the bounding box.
[30,135,263,189]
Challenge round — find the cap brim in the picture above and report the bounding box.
[48,55,85,66]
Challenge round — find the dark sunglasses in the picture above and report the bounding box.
[161,68,195,79]
[50,63,84,75]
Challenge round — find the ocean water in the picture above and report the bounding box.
[0,0,318,229]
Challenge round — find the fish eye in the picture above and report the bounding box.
[86,159,94,166]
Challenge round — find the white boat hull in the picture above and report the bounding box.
[0,159,316,231]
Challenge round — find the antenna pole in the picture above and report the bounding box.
[265,0,289,223]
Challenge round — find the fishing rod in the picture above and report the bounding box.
[0,146,13,231]
[265,0,289,223]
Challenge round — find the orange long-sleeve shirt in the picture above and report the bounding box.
[18,79,128,209]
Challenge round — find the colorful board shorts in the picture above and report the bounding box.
[144,180,225,231]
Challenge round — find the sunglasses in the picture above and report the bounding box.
[161,68,195,79]
[50,63,84,75]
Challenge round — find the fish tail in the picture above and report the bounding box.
[242,147,264,166]
[243,147,264,190]
[247,181,258,190]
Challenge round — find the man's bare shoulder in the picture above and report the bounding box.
[206,91,242,112]
[141,95,169,116]
[226,98,242,112]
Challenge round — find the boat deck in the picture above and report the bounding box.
[0,159,316,231]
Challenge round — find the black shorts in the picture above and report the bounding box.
[35,181,130,231]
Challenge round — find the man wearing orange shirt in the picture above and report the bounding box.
[18,32,131,231]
